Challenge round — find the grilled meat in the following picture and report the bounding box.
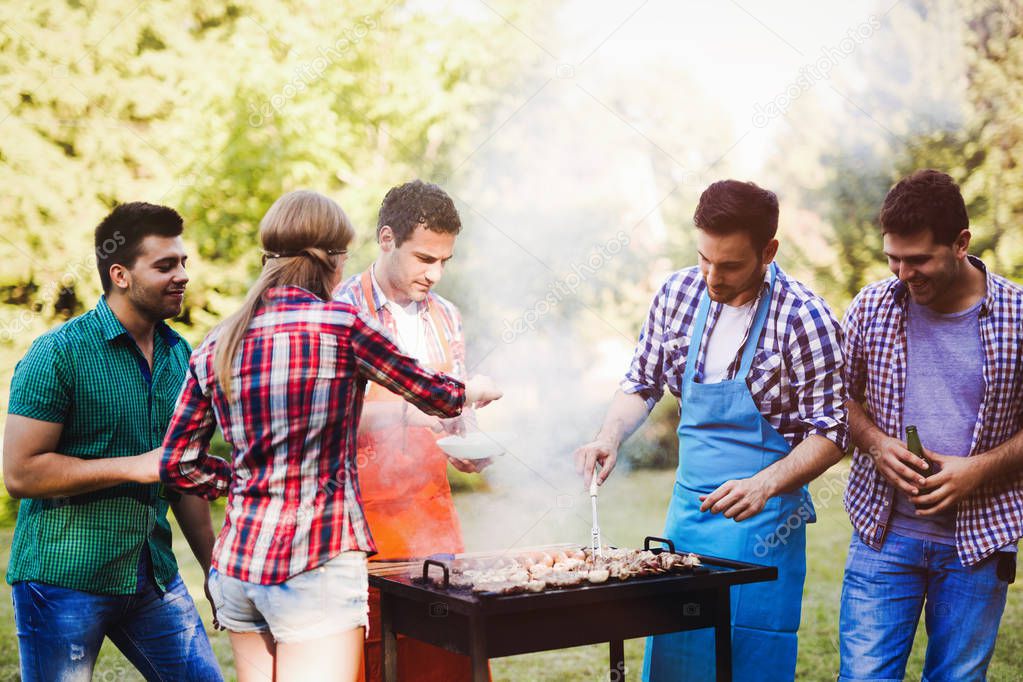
[424,547,701,593]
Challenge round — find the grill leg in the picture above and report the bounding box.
[714,587,732,682]
[381,593,397,682]
[609,639,625,680]
[468,612,489,682]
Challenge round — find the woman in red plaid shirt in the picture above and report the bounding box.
[159,190,501,681]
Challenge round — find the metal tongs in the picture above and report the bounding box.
[589,468,604,559]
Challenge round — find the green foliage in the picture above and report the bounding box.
[775,0,1023,309]
[804,152,893,305]
[0,0,537,505]
[961,0,1023,278]
[0,0,530,340]
[642,0,1023,466]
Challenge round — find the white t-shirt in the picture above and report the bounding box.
[386,298,431,364]
[702,300,756,384]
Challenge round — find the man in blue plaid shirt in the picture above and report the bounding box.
[576,180,848,681]
[838,170,1022,681]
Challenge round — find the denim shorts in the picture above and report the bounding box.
[208,551,369,643]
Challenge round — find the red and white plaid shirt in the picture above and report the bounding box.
[843,257,1023,565]
[160,286,465,584]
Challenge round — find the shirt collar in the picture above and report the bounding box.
[890,254,993,315]
[370,263,430,315]
[97,296,181,347]
[264,285,322,304]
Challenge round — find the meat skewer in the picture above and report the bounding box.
[590,469,604,560]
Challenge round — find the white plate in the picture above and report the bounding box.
[436,431,514,460]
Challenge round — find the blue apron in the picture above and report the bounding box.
[643,264,813,682]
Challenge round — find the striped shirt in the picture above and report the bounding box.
[160,286,465,584]
[622,264,848,450]
[335,267,466,377]
[843,256,1023,565]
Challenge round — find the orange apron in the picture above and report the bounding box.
[355,270,476,682]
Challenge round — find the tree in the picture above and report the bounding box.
[764,0,974,309]
[0,0,536,363]
[0,0,542,513]
[960,0,1023,278]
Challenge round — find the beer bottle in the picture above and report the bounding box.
[905,425,936,509]
[904,425,932,476]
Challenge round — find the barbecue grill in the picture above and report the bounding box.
[368,536,776,682]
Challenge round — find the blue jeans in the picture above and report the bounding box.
[12,550,222,682]
[838,531,1010,682]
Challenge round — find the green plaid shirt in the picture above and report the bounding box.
[6,296,191,594]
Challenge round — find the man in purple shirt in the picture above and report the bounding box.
[839,170,1023,681]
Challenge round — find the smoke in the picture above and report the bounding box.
[431,54,737,554]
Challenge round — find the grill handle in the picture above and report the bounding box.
[421,559,450,589]
[644,536,676,554]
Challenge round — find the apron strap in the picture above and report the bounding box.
[682,293,712,386]
[426,301,453,367]
[359,269,381,323]
[683,262,777,385]
[736,262,777,380]
[361,266,454,369]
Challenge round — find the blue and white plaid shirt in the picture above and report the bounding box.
[843,256,1023,566]
[622,264,849,451]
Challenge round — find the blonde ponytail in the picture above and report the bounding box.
[213,191,355,401]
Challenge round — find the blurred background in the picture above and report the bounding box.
[1,0,1021,679]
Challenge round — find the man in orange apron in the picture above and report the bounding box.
[336,180,489,682]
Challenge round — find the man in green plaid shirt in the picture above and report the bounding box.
[3,203,222,681]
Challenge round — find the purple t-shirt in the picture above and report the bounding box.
[890,299,984,545]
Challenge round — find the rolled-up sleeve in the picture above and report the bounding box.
[786,298,849,451]
[160,362,231,500]
[841,291,868,404]
[621,280,669,411]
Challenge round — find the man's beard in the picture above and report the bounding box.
[708,261,765,305]
[129,284,182,321]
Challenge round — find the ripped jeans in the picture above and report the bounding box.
[11,549,222,682]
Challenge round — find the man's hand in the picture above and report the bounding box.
[447,456,492,474]
[573,391,652,489]
[911,450,986,515]
[574,437,618,488]
[699,474,774,521]
[869,436,928,496]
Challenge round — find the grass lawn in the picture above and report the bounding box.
[0,462,1020,680]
